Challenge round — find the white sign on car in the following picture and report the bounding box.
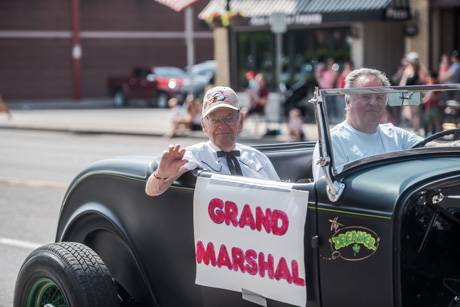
[193,174,309,306]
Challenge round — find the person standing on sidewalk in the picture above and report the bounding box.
[440,50,460,101]
[287,108,306,141]
[145,86,280,197]
[0,95,12,119]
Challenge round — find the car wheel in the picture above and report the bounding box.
[113,90,126,107]
[14,242,119,307]
[156,92,169,108]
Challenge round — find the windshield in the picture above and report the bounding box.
[191,60,216,76]
[320,85,460,175]
[153,67,186,78]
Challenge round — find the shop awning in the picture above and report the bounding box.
[199,0,411,26]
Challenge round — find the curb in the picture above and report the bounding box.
[0,124,283,144]
[0,125,203,139]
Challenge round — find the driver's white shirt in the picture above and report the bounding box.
[312,121,422,181]
[184,141,280,181]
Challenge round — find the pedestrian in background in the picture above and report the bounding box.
[440,50,460,84]
[166,95,202,138]
[423,71,443,135]
[244,70,258,110]
[0,95,11,119]
[316,58,338,90]
[245,73,269,135]
[190,96,203,131]
[438,53,451,83]
[316,58,339,122]
[166,97,187,138]
[398,52,429,133]
[440,50,460,101]
[247,73,268,116]
[287,108,306,141]
[391,57,409,86]
[399,52,429,86]
[337,61,353,88]
[336,61,353,120]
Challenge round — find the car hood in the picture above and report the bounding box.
[317,156,460,217]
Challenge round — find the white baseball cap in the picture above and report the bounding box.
[202,86,240,118]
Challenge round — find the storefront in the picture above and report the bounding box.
[200,0,412,90]
[234,26,351,90]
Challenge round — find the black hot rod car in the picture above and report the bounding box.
[14,84,460,307]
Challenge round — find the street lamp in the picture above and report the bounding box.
[269,12,287,124]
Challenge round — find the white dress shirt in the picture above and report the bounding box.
[184,141,280,181]
[146,141,280,196]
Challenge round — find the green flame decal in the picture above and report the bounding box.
[331,230,377,252]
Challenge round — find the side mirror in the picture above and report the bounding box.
[387,91,421,106]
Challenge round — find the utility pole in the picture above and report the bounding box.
[185,6,195,96]
[269,13,287,124]
[71,0,82,100]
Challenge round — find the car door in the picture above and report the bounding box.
[314,176,394,307]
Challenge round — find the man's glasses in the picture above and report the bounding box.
[206,113,239,126]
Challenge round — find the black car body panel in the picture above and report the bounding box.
[314,156,460,307]
[24,83,459,307]
[52,134,460,307]
[55,143,320,307]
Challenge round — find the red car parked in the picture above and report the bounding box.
[107,66,186,107]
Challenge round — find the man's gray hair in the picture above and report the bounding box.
[344,68,390,88]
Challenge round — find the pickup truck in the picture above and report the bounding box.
[107,66,186,107]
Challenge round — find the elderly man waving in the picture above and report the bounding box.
[146,86,280,197]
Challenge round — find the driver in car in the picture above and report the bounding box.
[313,68,423,181]
[146,86,280,197]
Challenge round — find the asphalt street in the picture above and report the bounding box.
[0,129,199,307]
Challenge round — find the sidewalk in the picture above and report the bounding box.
[0,98,318,142]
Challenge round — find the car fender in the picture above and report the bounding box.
[55,157,160,306]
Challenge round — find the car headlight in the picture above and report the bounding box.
[168,80,177,89]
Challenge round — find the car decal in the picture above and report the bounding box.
[322,217,381,262]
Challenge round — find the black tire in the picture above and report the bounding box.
[14,242,119,307]
[113,90,126,107]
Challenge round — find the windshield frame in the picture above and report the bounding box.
[313,83,460,201]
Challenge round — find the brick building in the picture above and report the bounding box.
[0,0,213,100]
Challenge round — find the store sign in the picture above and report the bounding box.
[250,13,322,27]
[270,13,287,33]
[385,7,410,20]
[193,175,309,307]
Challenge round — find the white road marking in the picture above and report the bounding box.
[0,177,67,189]
[0,237,42,250]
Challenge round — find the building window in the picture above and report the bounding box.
[236,31,274,89]
[235,27,350,91]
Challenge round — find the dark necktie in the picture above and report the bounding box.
[216,150,243,176]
